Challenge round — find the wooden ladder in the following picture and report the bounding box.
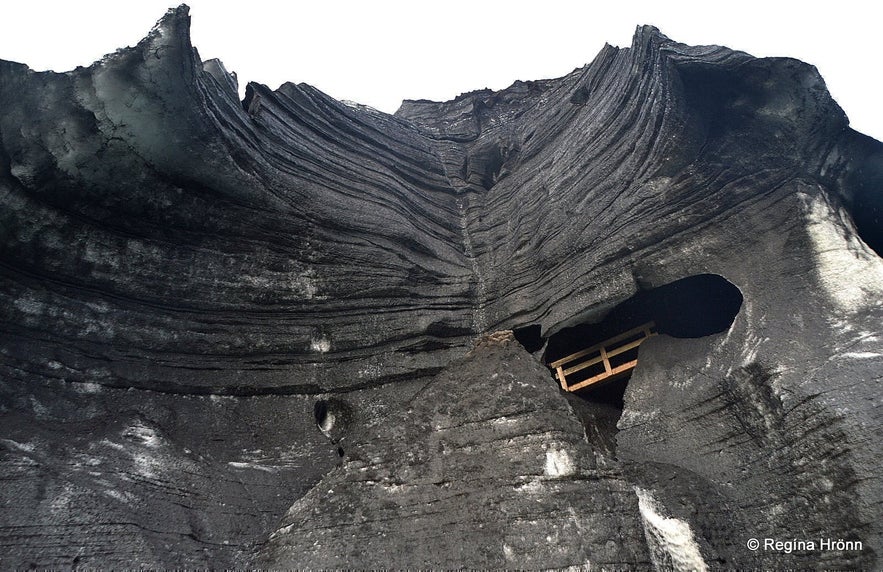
[548,322,656,392]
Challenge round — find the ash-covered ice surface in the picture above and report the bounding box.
[1,5,881,570]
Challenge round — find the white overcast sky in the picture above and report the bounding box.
[1,1,880,140]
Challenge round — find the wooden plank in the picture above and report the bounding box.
[562,354,605,376]
[556,366,568,391]
[549,326,644,367]
[548,322,656,368]
[562,333,654,376]
[548,321,657,393]
[608,359,639,376]
[565,360,639,392]
[605,335,651,359]
[600,347,612,373]
[548,345,602,369]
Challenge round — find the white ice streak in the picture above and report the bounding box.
[636,487,708,572]
[1,439,37,453]
[801,192,883,313]
[228,461,276,472]
[544,448,576,477]
[840,351,881,360]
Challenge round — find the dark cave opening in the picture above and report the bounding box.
[851,191,883,257]
[842,139,883,257]
[572,374,631,409]
[546,274,743,365]
[546,274,743,412]
[314,399,329,428]
[513,324,544,353]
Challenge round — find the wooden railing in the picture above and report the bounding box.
[548,322,656,392]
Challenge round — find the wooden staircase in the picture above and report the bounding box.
[548,322,656,392]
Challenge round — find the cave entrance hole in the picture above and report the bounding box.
[544,274,743,411]
[513,324,544,353]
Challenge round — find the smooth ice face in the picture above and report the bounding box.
[801,191,883,313]
[636,487,708,572]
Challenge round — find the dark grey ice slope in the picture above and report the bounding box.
[1,5,881,569]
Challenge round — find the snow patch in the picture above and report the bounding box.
[228,461,276,472]
[13,295,44,315]
[132,452,161,479]
[840,351,881,360]
[636,487,707,572]
[122,424,161,448]
[544,448,575,478]
[74,382,103,394]
[311,336,331,353]
[49,483,74,514]
[514,480,544,493]
[618,408,659,429]
[767,503,786,517]
[209,394,235,405]
[99,439,125,451]
[801,192,883,313]
[104,489,136,504]
[318,411,335,435]
[298,269,322,299]
[357,363,382,379]
[1,439,36,453]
